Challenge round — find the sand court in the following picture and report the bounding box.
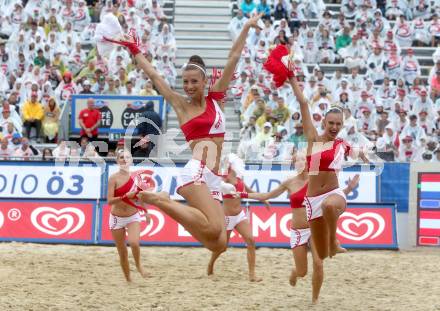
[1,243,440,311]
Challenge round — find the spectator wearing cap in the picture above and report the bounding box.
[92,75,108,94]
[402,49,421,86]
[42,97,60,143]
[412,88,434,116]
[0,103,22,134]
[395,88,411,112]
[22,92,44,141]
[355,90,374,118]
[78,98,101,140]
[418,110,436,136]
[80,80,94,94]
[10,132,22,149]
[0,137,13,160]
[398,135,419,162]
[288,122,307,148]
[357,107,376,137]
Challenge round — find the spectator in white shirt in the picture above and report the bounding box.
[400,114,427,144]
[228,9,248,42]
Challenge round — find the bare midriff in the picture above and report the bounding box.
[222,197,243,216]
[189,136,224,174]
[111,202,139,218]
[307,172,339,197]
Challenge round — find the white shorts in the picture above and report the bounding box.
[176,158,223,201]
[109,212,142,230]
[225,210,247,231]
[290,228,311,249]
[304,188,346,221]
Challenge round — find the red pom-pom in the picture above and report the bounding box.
[263,45,293,88]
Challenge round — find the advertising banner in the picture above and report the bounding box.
[106,164,377,203]
[98,202,397,249]
[417,173,440,246]
[71,94,165,134]
[0,200,97,243]
[0,162,102,199]
[336,204,398,249]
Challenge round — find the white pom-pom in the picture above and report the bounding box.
[94,14,123,59]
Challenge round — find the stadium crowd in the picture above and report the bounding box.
[231,0,440,163]
[0,0,173,160]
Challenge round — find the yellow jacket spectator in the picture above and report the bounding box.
[23,92,44,141]
[256,106,273,129]
[42,98,61,143]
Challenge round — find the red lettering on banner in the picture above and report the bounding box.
[0,201,95,242]
[99,204,397,248]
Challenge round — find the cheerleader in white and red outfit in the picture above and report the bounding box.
[248,152,359,304]
[207,154,269,282]
[107,149,151,282]
[263,45,369,259]
[104,14,264,253]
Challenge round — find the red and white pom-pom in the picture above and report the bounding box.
[94,13,123,58]
[263,45,294,88]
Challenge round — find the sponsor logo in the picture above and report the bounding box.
[132,169,163,192]
[337,212,385,241]
[30,207,85,236]
[139,210,165,237]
